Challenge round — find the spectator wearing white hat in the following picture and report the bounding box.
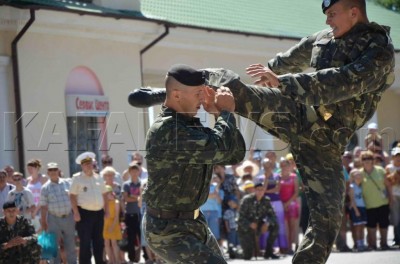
[40,162,77,264]
[70,152,109,264]
[235,160,260,192]
[365,122,383,152]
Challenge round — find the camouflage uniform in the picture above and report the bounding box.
[143,106,245,264]
[237,192,278,260]
[203,22,394,263]
[0,215,41,263]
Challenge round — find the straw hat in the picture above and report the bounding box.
[236,160,260,177]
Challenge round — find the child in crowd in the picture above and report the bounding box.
[103,185,122,264]
[223,195,240,252]
[349,169,367,251]
[279,159,299,254]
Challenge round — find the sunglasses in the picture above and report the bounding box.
[362,157,373,161]
[48,168,58,172]
[13,177,22,181]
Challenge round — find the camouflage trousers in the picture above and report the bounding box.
[238,222,279,260]
[205,68,347,264]
[143,212,227,264]
[0,243,41,263]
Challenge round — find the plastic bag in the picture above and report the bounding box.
[38,231,58,260]
[117,226,129,252]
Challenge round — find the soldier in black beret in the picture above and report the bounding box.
[0,201,41,263]
[166,64,205,86]
[142,64,245,263]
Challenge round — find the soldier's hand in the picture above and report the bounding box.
[246,64,280,87]
[202,86,219,116]
[215,86,235,113]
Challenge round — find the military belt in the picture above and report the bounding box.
[147,207,199,220]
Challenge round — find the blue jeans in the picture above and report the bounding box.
[48,213,77,264]
[203,210,220,239]
[227,229,239,247]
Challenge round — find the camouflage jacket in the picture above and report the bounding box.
[143,107,245,211]
[269,22,395,139]
[237,193,277,233]
[0,216,41,263]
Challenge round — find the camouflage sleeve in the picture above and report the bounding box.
[148,111,245,164]
[19,217,38,245]
[238,196,253,228]
[267,33,317,74]
[275,35,394,106]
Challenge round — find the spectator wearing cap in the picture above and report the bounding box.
[0,170,14,218]
[386,145,400,246]
[360,150,392,250]
[40,162,77,264]
[249,148,264,178]
[223,195,240,251]
[122,161,142,262]
[70,152,109,264]
[238,182,279,260]
[242,180,255,195]
[6,172,35,221]
[365,122,383,152]
[213,165,240,212]
[142,64,245,263]
[0,201,41,263]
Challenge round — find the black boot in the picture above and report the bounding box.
[128,68,240,108]
[128,87,166,108]
[264,252,281,259]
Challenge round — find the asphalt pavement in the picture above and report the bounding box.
[109,226,400,263]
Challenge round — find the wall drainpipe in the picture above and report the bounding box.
[11,9,36,173]
[138,24,169,138]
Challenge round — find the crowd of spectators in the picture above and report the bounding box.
[1,127,400,263]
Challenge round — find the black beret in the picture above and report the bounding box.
[3,201,16,210]
[167,64,205,86]
[322,0,340,13]
[254,182,264,188]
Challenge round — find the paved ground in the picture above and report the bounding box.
[104,226,399,263]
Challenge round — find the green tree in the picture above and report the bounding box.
[375,0,400,13]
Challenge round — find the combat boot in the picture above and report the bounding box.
[128,87,166,108]
[128,68,240,108]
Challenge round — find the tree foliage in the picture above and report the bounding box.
[375,0,400,13]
